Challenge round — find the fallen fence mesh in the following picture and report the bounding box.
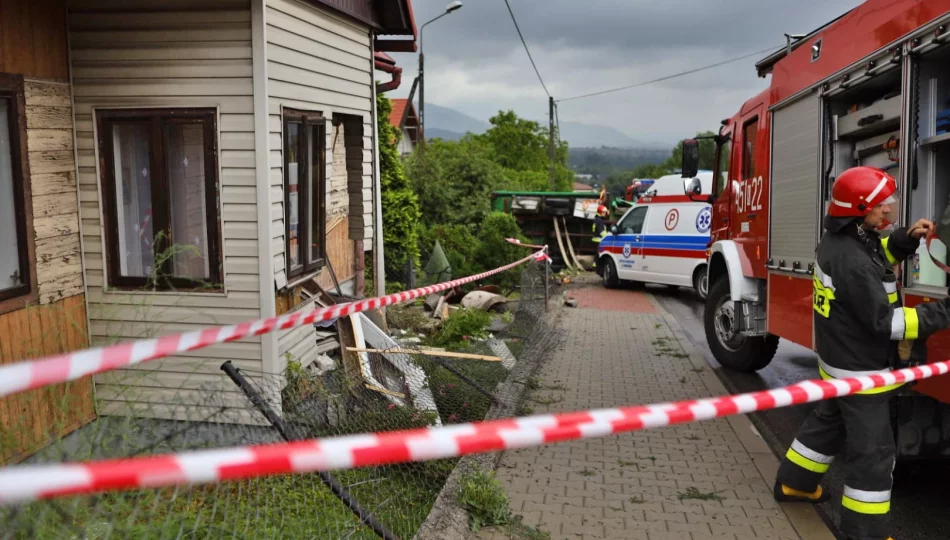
[0,261,553,540]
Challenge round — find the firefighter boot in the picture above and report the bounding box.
[772,481,831,504]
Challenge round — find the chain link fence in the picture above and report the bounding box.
[0,260,554,540]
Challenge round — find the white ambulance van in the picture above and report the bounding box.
[597,172,713,299]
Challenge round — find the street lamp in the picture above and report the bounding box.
[419,1,463,142]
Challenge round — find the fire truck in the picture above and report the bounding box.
[681,0,950,458]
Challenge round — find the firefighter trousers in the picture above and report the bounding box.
[776,392,895,540]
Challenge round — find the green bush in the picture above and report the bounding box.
[457,471,511,532]
[473,212,529,292]
[427,308,492,349]
[377,94,421,281]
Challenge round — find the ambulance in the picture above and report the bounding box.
[597,172,713,298]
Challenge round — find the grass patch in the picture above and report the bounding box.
[427,308,492,351]
[506,339,525,360]
[629,495,646,504]
[617,459,637,467]
[529,394,563,406]
[685,435,701,441]
[458,471,510,532]
[677,487,724,501]
[578,468,596,477]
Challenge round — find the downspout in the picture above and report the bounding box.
[371,56,385,297]
[375,59,402,93]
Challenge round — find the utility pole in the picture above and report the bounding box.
[418,51,425,144]
[548,96,556,190]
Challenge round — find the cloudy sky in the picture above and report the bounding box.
[389,0,864,146]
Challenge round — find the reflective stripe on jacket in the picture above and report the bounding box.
[812,225,950,387]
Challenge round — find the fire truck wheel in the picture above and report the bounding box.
[692,265,708,300]
[704,277,778,372]
[602,257,619,289]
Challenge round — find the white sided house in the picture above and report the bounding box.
[65,0,417,422]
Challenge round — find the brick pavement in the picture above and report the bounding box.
[476,285,826,540]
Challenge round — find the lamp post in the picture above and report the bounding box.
[419,1,462,142]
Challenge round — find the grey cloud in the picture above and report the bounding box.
[390,0,864,142]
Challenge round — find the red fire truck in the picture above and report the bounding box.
[681,0,950,458]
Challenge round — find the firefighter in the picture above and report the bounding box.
[773,166,950,540]
[592,204,609,244]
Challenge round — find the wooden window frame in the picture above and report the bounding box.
[283,109,327,280]
[96,108,223,291]
[0,73,38,315]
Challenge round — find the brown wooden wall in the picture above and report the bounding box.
[0,295,96,464]
[0,0,69,81]
[316,216,357,291]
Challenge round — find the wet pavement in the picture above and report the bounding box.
[648,283,950,540]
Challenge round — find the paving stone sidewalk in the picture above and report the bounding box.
[477,286,830,540]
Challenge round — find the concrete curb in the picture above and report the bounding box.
[648,294,836,540]
[414,305,564,540]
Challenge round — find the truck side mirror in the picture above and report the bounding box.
[681,139,699,179]
[610,225,618,234]
[685,177,712,204]
[686,177,702,196]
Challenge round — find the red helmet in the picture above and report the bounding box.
[828,166,898,219]
[597,204,608,216]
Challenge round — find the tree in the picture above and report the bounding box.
[376,93,421,279]
[666,130,718,172]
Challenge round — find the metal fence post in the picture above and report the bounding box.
[544,247,550,312]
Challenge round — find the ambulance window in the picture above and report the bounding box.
[742,118,758,179]
[715,138,731,194]
[619,206,648,234]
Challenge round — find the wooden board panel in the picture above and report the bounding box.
[0,0,68,80]
[316,217,356,291]
[0,296,96,464]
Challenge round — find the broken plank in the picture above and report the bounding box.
[346,347,502,362]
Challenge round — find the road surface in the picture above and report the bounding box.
[649,283,950,540]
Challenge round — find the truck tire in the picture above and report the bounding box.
[693,265,709,300]
[602,257,619,289]
[704,277,778,372]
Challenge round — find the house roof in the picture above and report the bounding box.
[574,182,594,191]
[388,98,419,144]
[309,0,418,52]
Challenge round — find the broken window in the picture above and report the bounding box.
[97,109,222,290]
[283,110,327,279]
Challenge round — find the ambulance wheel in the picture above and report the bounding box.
[693,265,709,300]
[705,277,778,372]
[602,257,619,289]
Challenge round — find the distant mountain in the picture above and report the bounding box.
[558,121,669,151]
[421,103,671,150]
[424,104,489,137]
[425,127,465,141]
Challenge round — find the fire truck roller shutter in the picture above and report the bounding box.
[769,93,822,271]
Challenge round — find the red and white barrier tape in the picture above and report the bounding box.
[1,359,947,504]
[0,252,540,400]
[505,238,547,250]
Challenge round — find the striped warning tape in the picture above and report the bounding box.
[0,252,540,401]
[505,238,548,250]
[1,359,947,504]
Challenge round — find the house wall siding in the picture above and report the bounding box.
[68,0,264,423]
[266,0,374,371]
[266,0,374,282]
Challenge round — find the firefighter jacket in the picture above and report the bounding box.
[592,216,608,243]
[812,217,950,392]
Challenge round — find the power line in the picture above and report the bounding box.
[557,46,779,103]
[502,0,550,97]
